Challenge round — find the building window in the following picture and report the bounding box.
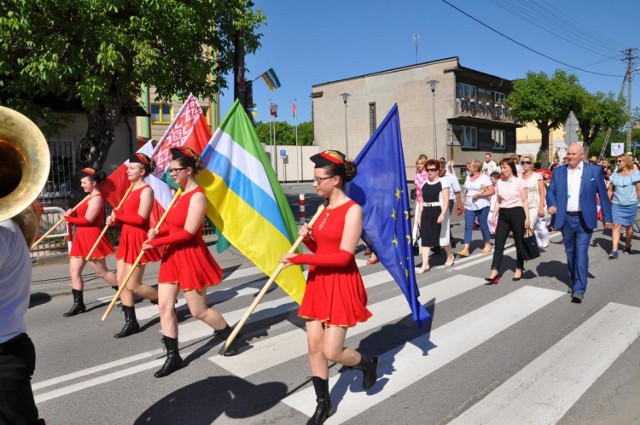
[201,106,210,124]
[457,83,477,100]
[151,103,172,124]
[461,126,477,148]
[492,129,506,150]
[368,103,376,136]
[494,92,506,104]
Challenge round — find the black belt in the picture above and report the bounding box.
[566,211,581,216]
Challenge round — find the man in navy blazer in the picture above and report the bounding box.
[547,143,612,303]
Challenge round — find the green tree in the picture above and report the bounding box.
[254,120,314,146]
[508,70,582,167]
[0,0,265,185]
[574,89,626,153]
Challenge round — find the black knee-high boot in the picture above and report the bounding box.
[154,336,183,378]
[214,325,243,356]
[353,353,379,390]
[114,305,140,338]
[307,376,332,425]
[63,289,86,317]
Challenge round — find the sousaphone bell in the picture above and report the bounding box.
[0,106,50,245]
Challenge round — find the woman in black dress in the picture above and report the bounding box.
[416,159,454,273]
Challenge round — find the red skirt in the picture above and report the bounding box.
[69,227,114,259]
[298,264,371,327]
[158,239,223,291]
[116,224,162,265]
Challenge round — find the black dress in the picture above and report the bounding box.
[420,179,451,247]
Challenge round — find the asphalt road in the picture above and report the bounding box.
[25,184,640,424]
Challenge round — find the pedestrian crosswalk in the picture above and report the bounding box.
[34,249,640,424]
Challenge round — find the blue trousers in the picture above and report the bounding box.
[464,207,491,244]
[562,214,593,295]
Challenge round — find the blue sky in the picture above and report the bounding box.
[220,0,639,125]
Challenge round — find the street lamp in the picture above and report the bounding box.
[341,93,350,158]
[427,80,438,160]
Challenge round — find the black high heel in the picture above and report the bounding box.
[512,267,524,281]
[484,270,499,284]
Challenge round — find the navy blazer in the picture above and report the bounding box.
[546,162,612,229]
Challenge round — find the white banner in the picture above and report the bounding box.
[611,143,625,156]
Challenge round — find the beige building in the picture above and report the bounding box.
[516,111,579,161]
[311,57,520,176]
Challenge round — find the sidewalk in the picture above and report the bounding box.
[30,239,250,299]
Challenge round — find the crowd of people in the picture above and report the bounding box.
[412,145,639,301]
[3,141,639,424]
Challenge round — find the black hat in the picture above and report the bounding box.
[170,146,196,160]
[310,150,345,168]
[129,152,150,165]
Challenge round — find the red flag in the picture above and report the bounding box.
[100,94,211,209]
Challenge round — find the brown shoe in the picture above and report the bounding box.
[480,246,492,254]
[457,250,470,257]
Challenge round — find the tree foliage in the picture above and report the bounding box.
[254,120,314,146]
[573,89,626,152]
[508,70,581,167]
[0,0,265,192]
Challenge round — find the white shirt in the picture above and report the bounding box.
[567,162,583,212]
[0,219,32,343]
[463,173,492,210]
[482,160,498,176]
[444,172,461,200]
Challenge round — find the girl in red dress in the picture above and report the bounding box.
[105,153,162,338]
[142,147,241,378]
[63,168,117,317]
[280,150,378,425]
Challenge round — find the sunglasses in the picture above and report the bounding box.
[521,161,532,165]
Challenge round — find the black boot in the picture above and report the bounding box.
[353,353,379,390]
[63,289,86,317]
[214,325,244,356]
[154,336,183,378]
[114,305,140,338]
[307,376,332,425]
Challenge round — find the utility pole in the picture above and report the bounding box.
[625,48,637,154]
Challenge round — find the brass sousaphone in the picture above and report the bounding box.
[0,106,50,245]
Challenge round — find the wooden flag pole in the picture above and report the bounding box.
[85,184,134,261]
[31,194,91,250]
[101,188,182,321]
[218,204,326,356]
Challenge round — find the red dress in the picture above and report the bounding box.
[156,188,223,290]
[68,194,115,259]
[297,200,371,327]
[114,186,161,265]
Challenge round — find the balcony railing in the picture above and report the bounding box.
[455,98,516,123]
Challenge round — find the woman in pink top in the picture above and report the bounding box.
[486,158,530,284]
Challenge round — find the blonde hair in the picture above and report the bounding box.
[616,154,633,170]
[415,154,428,165]
[469,159,482,172]
[521,153,535,163]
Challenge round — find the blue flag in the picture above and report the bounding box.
[347,104,431,328]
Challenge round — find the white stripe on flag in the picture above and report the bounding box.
[208,131,276,203]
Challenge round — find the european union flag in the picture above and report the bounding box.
[347,104,431,328]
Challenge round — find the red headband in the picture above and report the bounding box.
[80,168,96,175]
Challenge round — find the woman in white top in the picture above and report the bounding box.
[520,154,549,248]
[415,159,454,273]
[486,158,530,284]
[458,160,494,257]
